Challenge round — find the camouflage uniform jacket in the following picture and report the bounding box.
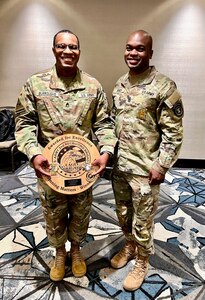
[112,66,183,176]
[15,65,116,161]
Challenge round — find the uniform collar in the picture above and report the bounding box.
[123,66,156,87]
[49,65,85,92]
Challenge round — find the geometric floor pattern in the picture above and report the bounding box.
[0,163,205,299]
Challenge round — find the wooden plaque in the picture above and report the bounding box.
[42,134,100,194]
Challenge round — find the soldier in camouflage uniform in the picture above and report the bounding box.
[110,30,183,291]
[15,29,116,282]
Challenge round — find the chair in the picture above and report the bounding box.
[0,106,20,172]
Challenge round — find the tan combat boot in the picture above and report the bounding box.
[70,245,86,277]
[123,255,149,291]
[110,240,137,269]
[50,246,67,281]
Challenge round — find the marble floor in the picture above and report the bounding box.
[0,162,205,300]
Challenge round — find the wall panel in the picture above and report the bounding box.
[0,0,204,159]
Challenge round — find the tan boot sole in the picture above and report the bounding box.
[72,269,86,278]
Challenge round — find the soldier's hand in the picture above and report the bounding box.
[91,152,110,176]
[32,154,51,178]
[148,168,165,185]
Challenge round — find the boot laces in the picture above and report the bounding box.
[55,249,66,267]
[71,250,83,264]
[118,242,135,258]
[130,258,148,279]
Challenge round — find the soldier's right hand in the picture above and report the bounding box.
[32,154,51,178]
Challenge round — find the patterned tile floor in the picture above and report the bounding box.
[0,163,205,299]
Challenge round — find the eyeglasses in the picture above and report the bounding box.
[54,43,79,51]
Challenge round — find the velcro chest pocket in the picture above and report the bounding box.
[74,94,96,126]
[36,97,62,126]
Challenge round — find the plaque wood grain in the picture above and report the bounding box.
[42,134,100,194]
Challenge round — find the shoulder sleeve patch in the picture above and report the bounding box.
[164,90,183,117]
[172,99,184,117]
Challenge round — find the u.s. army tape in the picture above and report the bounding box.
[42,134,100,194]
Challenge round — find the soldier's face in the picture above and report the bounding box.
[124,32,153,74]
[52,32,80,74]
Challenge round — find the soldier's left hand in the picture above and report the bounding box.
[148,168,165,185]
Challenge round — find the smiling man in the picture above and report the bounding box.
[110,30,184,291]
[53,30,80,76]
[124,30,153,74]
[15,29,116,282]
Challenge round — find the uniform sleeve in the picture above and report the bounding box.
[152,83,184,174]
[15,80,42,161]
[92,87,117,154]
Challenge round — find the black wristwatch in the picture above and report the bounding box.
[100,151,113,158]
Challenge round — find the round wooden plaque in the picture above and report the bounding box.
[42,134,100,194]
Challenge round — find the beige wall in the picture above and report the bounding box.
[0,0,204,159]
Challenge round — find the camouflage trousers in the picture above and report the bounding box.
[112,168,160,256]
[38,179,93,248]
